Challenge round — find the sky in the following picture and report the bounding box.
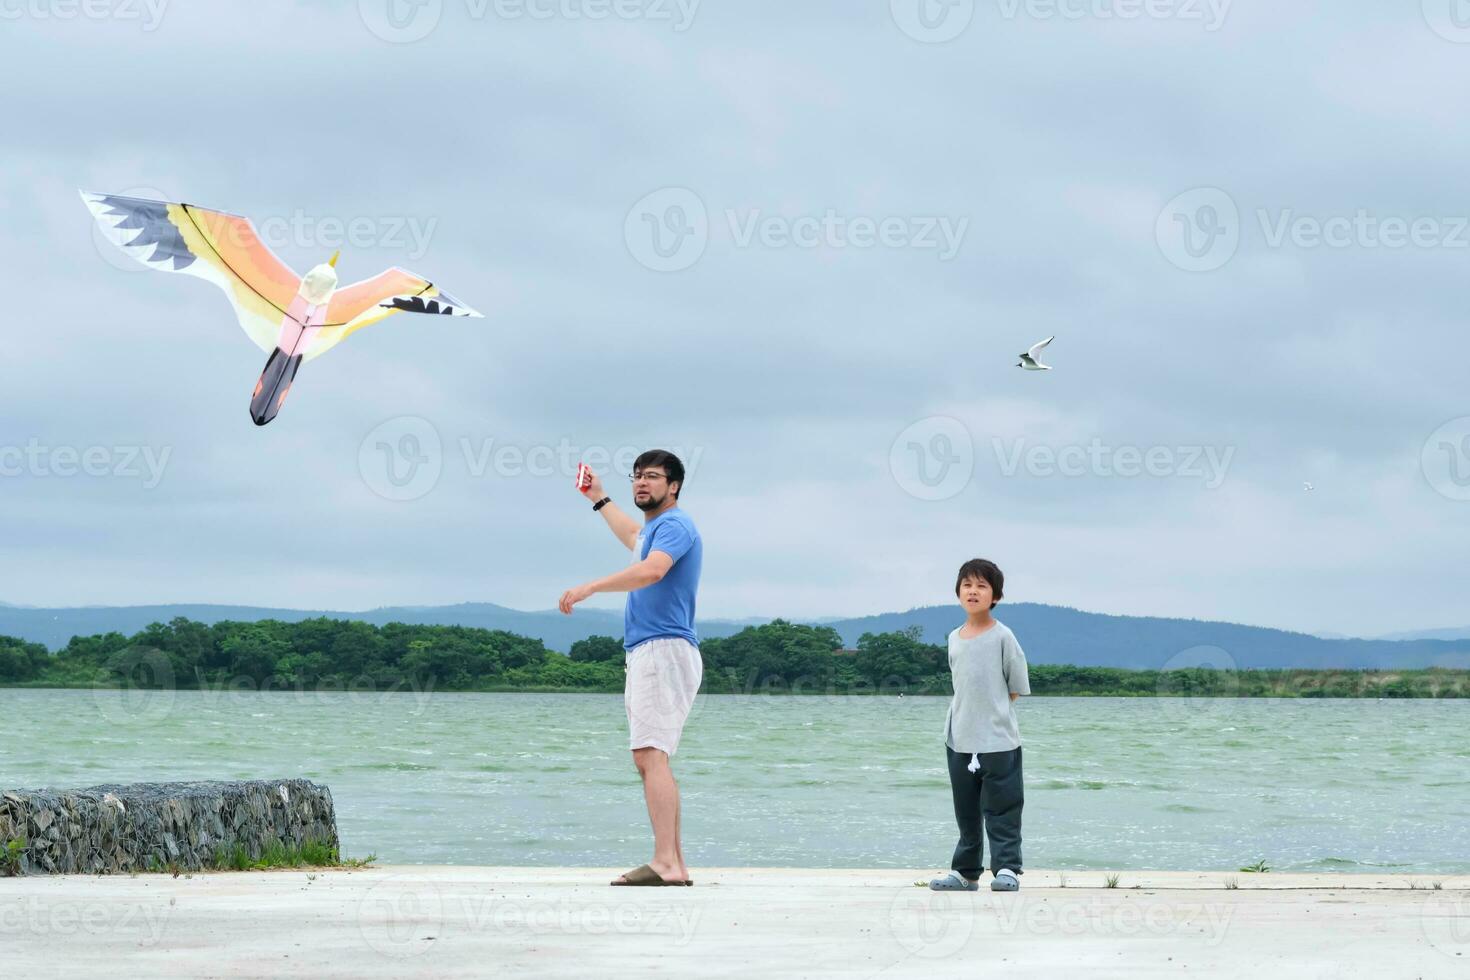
[2,0,1468,637]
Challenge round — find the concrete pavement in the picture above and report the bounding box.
[3,867,1467,978]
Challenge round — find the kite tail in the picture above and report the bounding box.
[250,348,303,426]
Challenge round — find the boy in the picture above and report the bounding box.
[930,558,1030,893]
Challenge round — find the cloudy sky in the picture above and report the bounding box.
[2,0,1468,636]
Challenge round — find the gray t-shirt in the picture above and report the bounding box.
[944,620,1031,753]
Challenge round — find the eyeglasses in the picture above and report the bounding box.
[629,471,668,483]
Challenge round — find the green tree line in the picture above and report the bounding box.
[0,618,1465,697]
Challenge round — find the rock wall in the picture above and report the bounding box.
[0,779,338,875]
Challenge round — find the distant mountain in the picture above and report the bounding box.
[0,602,751,655]
[2,601,1468,671]
[820,604,1470,670]
[1376,626,1470,642]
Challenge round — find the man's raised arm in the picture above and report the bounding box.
[578,469,640,551]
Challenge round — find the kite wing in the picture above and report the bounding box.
[308,267,483,362]
[81,191,303,353]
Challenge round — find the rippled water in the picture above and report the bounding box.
[3,690,1466,872]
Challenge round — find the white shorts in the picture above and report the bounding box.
[624,637,703,756]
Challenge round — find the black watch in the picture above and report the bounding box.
[593,497,612,512]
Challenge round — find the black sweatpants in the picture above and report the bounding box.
[945,744,1024,880]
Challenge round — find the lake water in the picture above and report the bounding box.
[3,690,1467,873]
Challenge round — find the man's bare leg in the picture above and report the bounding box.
[614,747,683,884]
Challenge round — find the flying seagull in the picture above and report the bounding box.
[1017,336,1054,371]
[1303,482,1315,492]
[81,191,484,426]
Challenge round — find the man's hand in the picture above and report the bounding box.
[577,469,606,503]
[559,583,595,615]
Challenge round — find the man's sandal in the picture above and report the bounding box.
[610,864,686,886]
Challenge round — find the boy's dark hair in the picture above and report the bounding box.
[955,558,1004,608]
[634,449,685,498]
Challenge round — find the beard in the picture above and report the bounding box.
[634,490,666,512]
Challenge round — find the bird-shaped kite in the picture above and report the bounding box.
[81,191,484,425]
[1017,336,1054,371]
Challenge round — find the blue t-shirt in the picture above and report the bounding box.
[624,508,702,650]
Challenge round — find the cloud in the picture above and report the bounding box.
[1,1,1467,636]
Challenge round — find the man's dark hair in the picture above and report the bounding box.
[634,449,685,499]
[955,558,1004,608]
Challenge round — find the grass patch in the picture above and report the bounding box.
[1239,860,1271,873]
[2,838,25,876]
[1104,873,1121,889]
[1057,873,1068,889]
[1224,876,1239,889]
[207,837,374,872]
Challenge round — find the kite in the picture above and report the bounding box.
[81,191,484,425]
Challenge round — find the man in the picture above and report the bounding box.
[559,449,703,887]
